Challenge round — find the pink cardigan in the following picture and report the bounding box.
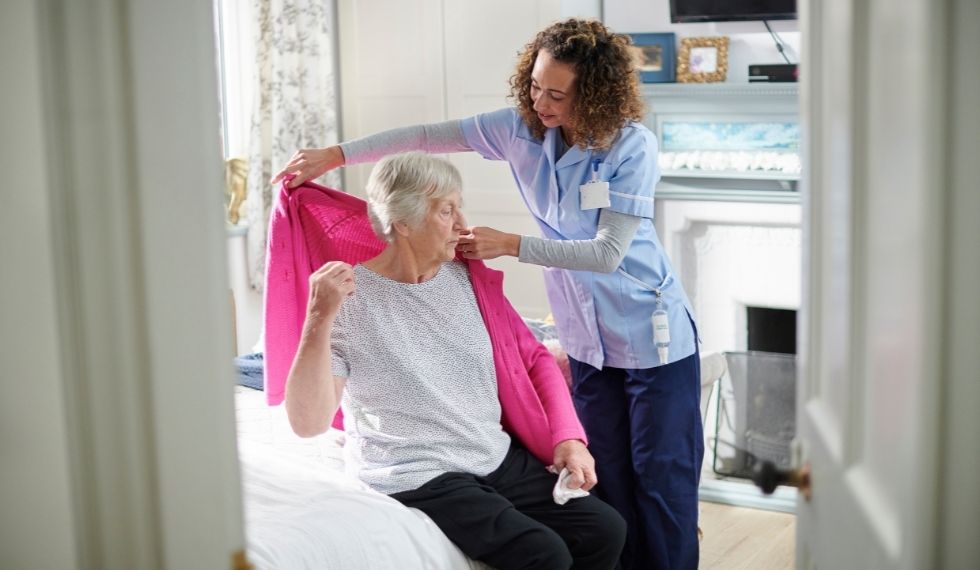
[263,179,586,464]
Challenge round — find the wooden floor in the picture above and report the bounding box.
[699,501,796,569]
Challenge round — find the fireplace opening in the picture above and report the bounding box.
[746,306,797,355]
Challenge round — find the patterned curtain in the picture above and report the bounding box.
[246,0,339,290]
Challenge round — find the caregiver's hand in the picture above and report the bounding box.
[271,145,345,188]
[456,226,521,260]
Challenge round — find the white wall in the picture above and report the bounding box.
[228,231,264,354]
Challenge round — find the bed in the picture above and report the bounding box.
[234,385,489,570]
[234,339,719,569]
[233,315,567,569]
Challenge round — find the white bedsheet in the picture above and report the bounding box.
[235,387,486,570]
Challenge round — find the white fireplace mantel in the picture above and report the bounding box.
[656,199,802,356]
[647,82,803,355]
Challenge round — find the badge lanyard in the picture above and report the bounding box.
[652,291,670,365]
[615,267,674,365]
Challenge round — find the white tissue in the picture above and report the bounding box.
[552,468,590,505]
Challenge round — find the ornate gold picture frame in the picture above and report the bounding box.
[676,37,729,83]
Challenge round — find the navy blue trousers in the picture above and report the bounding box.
[569,346,703,570]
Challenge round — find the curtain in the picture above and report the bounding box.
[246,0,339,290]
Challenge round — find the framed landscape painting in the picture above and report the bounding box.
[628,33,676,83]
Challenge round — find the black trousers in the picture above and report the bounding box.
[390,443,627,570]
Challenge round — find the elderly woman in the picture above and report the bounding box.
[284,152,625,570]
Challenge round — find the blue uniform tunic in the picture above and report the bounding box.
[461,107,698,370]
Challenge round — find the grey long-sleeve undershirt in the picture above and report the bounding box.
[339,120,471,164]
[518,210,641,273]
[339,121,643,273]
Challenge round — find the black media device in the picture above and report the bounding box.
[670,0,797,23]
[748,63,799,82]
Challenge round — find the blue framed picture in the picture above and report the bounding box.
[628,33,676,83]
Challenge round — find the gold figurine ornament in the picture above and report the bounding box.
[225,157,248,225]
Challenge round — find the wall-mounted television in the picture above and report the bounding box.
[670,0,797,23]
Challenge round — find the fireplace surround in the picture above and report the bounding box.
[645,83,802,511]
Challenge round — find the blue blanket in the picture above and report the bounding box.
[235,352,264,391]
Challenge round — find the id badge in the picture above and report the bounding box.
[579,180,611,210]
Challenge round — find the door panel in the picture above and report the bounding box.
[811,0,855,464]
[797,0,945,568]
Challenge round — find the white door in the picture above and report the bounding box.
[796,0,979,568]
[1,2,246,568]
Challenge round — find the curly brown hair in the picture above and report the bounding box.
[509,19,645,150]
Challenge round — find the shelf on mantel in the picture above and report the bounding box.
[656,171,801,204]
[655,186,801,205]
[641,81,799,116]
[642,82,798,98]
[661,169,800,182]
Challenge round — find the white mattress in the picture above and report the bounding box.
[235,387,487,570]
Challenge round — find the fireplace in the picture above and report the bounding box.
[656,199,802,355]
[746,306,797,355]
[638,83,804,355]
[642,83,803,510]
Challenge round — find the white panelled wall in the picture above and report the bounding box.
[337,0,603,318]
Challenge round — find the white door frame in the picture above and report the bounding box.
[2,1,246,568]
[933,0,980,566]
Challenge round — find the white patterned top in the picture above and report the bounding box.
[330,262,511,495]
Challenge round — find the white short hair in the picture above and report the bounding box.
[365,152,463,242]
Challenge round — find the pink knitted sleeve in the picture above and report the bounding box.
[504,297,588,448]
[262,184,310,406]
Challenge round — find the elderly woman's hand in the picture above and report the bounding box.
[457,226,521,260]
[552,439,597,491]
[308,261,355,317]
[272,145,346,189]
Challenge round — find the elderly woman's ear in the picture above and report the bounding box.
[392,220,411,237]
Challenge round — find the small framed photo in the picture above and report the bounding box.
[628,33,676,83]
[677,36,730,83]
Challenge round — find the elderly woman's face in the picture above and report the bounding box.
[408,190,466,262]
